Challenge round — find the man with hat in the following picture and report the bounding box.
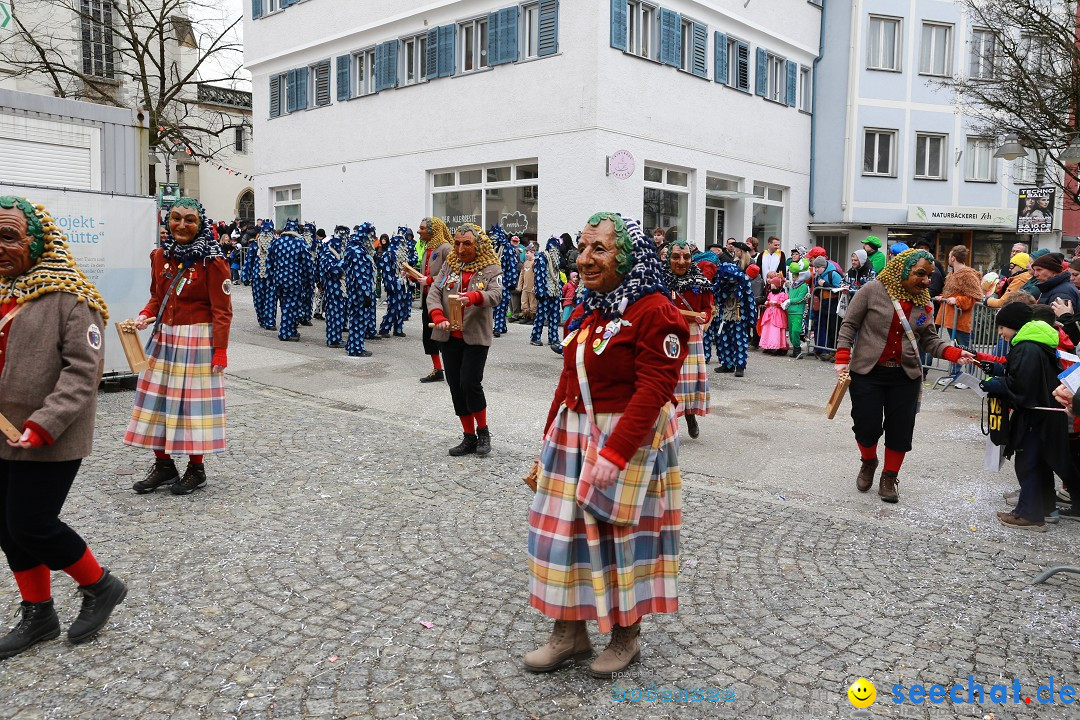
[987,252,1033,308]
[1031,252,1080,307]
[862,236,886,274]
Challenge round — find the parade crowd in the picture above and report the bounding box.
[2,191,1080,686]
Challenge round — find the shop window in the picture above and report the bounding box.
[644,163,690,244]
[273,185,301,229]
[432,161,539,245]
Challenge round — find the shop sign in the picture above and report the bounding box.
[500,211,529,236]
[608,150,635,180]
[906,204,1014,228]
[1016,186,1055,234]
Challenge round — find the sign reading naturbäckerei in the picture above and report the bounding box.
[1016,186,1055,234]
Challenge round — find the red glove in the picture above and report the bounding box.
[212,348,228,368]
[465,291,484,307]
[21,422,51,447]
[834,348,851,364]
[430,308,448,325]
[941,346,962,363]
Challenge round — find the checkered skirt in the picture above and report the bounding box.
[674,323,710,418]
[528,404,682,633]
[123,323,226,455]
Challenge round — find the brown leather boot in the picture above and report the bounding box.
[523,620,591,673]
[588,623,641,678]
[856,458,878,492]
[878,470,899,503]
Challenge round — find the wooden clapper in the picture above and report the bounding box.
[116,317,155,374]
[825,372,851,419]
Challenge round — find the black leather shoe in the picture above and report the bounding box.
[171,463,207,495]
[393,331,406,337]
[0,600,60,658]
[686,415,699,439]
[68,569,127,644]
[133,458,178,494]
[493,332,501,338]
[734,368,745,377]
[328,342,344,348]
[476,427,491,457]
[300,320,313,326]
[715,366,733,374]
[419,369,444,383]
[448,433,478,457]
[530,340,543,346]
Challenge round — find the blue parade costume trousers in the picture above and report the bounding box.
[531,298,560,344]
[717,320,750,371]
[277,291,304,340]
[379,289,409,335]
[252,278,277,329]
[494,292,510,335]
[346,300,370,355]
[323,287,347,346]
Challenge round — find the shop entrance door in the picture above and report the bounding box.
[705,201,725,248]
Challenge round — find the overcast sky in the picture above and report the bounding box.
[193,0,250,87]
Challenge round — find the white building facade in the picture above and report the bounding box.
[810,0,1058,273]
[246,0,819,245]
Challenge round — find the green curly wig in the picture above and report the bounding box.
[0,195,45,259]
[586,211,634,275]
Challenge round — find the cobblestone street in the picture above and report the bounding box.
[3,287,1079,719]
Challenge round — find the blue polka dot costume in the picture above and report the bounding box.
[713,262,757,372]
[398,226,417,324]
[241,219,277,329]
[344,225,378,355]
[267,219,315,341]
[318,226,349,347]
[531,236,562,345]
[377,230,410,336]
[489,225,518,336]
[301,222,319,322]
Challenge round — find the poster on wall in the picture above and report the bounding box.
[0,184,157,375]
[1016,186,1055,234]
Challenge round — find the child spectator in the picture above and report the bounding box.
[560,271,578,324]
[980,302,1072,531]
[758,275,789,354]
[784,271,810,358]
[788,245,809,280]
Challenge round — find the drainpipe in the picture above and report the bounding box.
[808,0,827,219]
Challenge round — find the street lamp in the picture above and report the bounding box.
[1061,135,1080,165]
[993,133,1027,161]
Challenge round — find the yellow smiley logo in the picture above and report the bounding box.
[847,678,876,708]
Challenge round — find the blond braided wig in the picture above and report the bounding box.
[0,196,109,322]
[424,217,452,252]
[446,223,501,274]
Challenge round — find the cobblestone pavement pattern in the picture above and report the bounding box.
[2,287,1079,719]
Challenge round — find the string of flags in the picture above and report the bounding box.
[161,132,255,182]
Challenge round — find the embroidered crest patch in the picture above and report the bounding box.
[222,279,232,295]
[663,333,681,359]
[86,323,102,350]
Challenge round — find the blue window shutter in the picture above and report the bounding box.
[336,55,351,101]
[373,44,386,92]
[537,0,558,57]
[426,28,440,80]
[295,66,308,109]
[438,24,455,77]
[502,6,520,63]
[269,75,281,117]
[252,0,263,20]
[658,9,680,67]
[285,69,296,112]
[386,40,399,88]
[736,41,750,91]
[610,0,627,51]
[755,48,767,96]
[487,11,502,66]
[714,32,728,84]
[786,60,797,106]
[691,21,707,77]
[281,0,296,8]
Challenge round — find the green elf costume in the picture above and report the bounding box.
[784,270,810,356]
[863,236,886,275]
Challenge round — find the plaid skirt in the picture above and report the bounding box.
[528,404,682,633]
[123,323,226,455]
[674,323,709,418]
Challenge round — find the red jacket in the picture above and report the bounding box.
[546,293,688,467]
[141,249,233,357]
[671,288,713,326]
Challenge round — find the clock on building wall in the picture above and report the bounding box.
[608,150,635,180]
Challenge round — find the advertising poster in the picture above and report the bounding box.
[1016,186,1055,234]
[1,184,156,375]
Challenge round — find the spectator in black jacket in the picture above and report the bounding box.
[1031,254,1080,309]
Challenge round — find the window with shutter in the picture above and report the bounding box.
[658,8,680,67]
[488,11,502,65]
[438,24,456,77]
[253,0,263,20]
[610,0,627,51]
[690,21,707,77]
[312,61,331,107]
[374,41,398,91]
[294,67,309,110]
[489,7,520,66]
[285,69,297,113]
[714,31,728,84]
[337,55,351,100]
[785,60,797,106]
[537,0,558,57]
[269,75,282,117]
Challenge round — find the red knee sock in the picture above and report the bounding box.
[431,354,443,371]
[189,455,203,465]
[154,449,170,460]
[460,415,475,434]
[12,565,50,603]
[62,547,103,587]
[858,442,878,461]
[884,448,906,474]
[473,409,488,431]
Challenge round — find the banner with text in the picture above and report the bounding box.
[1016,187,1056,234]
[907,204,1015,228]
